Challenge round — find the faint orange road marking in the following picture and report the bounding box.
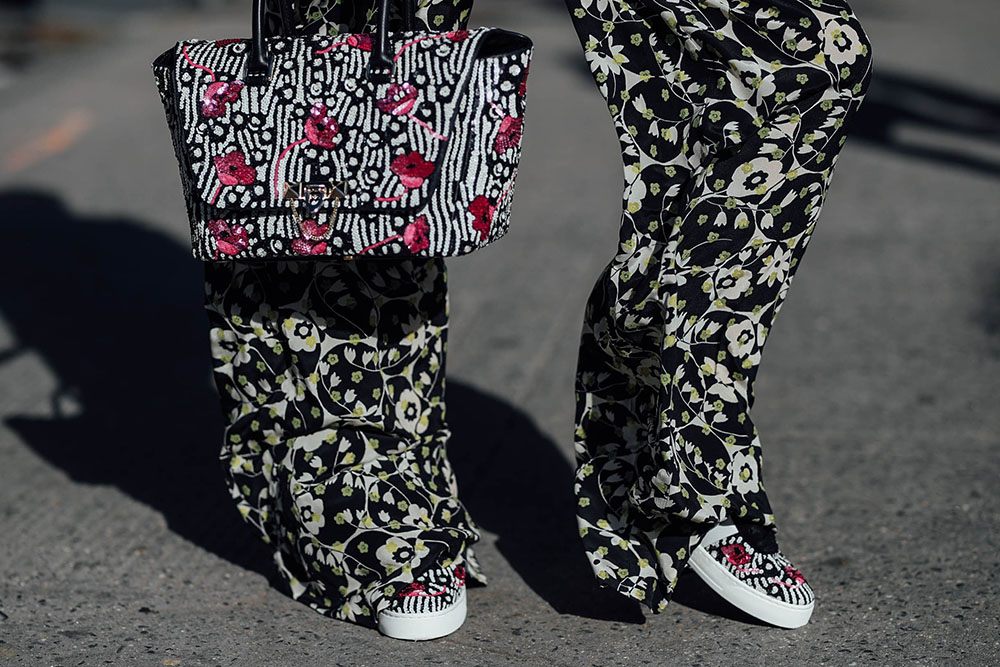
[2,108,94,173]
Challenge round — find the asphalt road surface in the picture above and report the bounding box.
[1,1,998,665]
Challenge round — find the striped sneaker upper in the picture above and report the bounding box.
[386,562,466,616]
[700,533,815,607]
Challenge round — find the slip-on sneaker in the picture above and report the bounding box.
[377,562,467,641]
[689,521,815,628]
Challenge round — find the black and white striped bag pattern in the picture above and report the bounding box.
[152,1,532,261]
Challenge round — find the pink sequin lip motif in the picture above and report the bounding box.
[299,218,330,241]
[305,103,340,148]
[403,216,430,253]
[347,34,373,51]
[207,219,248,256]
[769,570,806,590]
[784,566,806,585]
[214,150,256,186]
[377,82,418,116]
[720,543,752,567]
[469,195,495,242]
[398,582,443,598]
[494,116,524,153]
[396,565,466,597]
[201,80,244,118]
[291,237,327,256]
[391,151,435,189]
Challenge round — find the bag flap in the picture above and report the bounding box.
[167,27,499,215]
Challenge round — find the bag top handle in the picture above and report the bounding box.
[247,0,415,85]
[368,0,394,82]
[246,0,271,84]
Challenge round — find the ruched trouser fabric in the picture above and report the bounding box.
[564,0,873,611]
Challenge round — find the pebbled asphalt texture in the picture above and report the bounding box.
[0,1,998,665]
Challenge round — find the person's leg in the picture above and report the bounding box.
[565,0,872,612]
[205,258,485,626]
[202,0,481,630]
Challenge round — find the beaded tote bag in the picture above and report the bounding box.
[152,0,532,260]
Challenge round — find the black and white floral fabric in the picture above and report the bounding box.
[201,0,873,630]
[201,2,491,630]
[565,0,873,612]
[293,0,473,36]
[153,0,529,260]
[205,257,487,627]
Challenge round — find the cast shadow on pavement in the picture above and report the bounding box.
[0,189,274,579]
[447,383,765,626]
[0,190,759,627]
[0,190,636,621]
[976,270,1000,358]
[850,70,1000,177]
[446,381,644,624]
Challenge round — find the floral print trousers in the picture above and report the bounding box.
[203,0,873,626]
[204,1,480,628]
[204,258,487,627]
[565,0,872,612]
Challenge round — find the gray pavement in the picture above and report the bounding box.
[1,1,999,665]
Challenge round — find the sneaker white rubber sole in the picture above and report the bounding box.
[377,585,467,641]
[689,526,814,629]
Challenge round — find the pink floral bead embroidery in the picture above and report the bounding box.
[720,543,752,567]
[391,151,435,189]
[494,116,524,153]
[404,216,430,253]
[201,80,243,118]
[305,103,339,149]
[207,219,248,256]
[469,195,495,242]
[377,83,418,116]
[214,150,256,186]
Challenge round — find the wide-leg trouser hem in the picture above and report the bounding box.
[566,0,873,611]
[205,258,485,627]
